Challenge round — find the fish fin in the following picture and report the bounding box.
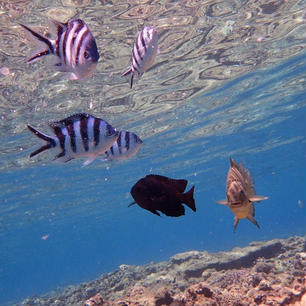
[27,125,57,157]
[249,195,268,202]
[122,67,132,77]
[48,18,66,34]
[233,217,239,232]
[216,199,228,205]
[149,209,161,216]
[129,73,134,89]
[182,186,196,212]
[247,215,260,229]
[82,155,98,167]
[128,201,137,207]
[122,68,134,88]
[53,152,73,163]
[69,72,79,80]
[19,23,54,63]
[229,157,236,167]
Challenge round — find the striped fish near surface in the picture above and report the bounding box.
[27,113,119,166]
[19,19,99,80]
[103,130,143,161]
[122,26,158,88]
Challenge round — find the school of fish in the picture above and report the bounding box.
[22,17,269,231]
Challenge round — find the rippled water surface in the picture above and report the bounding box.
[0,0,305,305]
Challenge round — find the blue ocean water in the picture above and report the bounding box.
[0,50,305,305]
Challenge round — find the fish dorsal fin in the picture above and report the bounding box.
[145,174,188,193]
[228,157,255,195]
[48,18,67,38]
[49,113,93,131]
[52,113,92,126]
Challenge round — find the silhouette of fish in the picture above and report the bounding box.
[217,157,268,231]
[129,174,196,217]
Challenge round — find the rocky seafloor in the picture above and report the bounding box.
[20,236,306,306]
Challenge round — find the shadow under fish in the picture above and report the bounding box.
[217,157,268,232]
[129,174,196,217]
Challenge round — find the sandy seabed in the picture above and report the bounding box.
[21,236,306,306]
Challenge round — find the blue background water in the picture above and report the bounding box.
[0,52,305,305]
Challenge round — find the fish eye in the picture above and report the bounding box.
[84,51,90,59]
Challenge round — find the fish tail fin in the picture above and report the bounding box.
[27,125,56,157]
[19,23,54,64]
[122,68,134,88]
[182,186,196,212]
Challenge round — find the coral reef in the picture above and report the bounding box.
[20,236,306,306]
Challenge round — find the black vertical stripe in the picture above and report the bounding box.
[53,126,66,157]
[125,132,130,151]
[110,146,114,156]
[66,123,76,152]
[93,118,100,147]
[132,48,141,73]
[135,39,143,61]
[117,133,122,154]
[60,23,70,65]
[75,29,89,66]
[68,20,83,66]
[106,124,113,136]
[80,117,89,151]
[55,23,65,57]
[133,133,139,144]
[140,30,147,52]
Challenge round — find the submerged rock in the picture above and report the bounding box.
[18,236,306,306]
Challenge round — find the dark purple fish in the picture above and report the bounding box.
[129,174,196,217]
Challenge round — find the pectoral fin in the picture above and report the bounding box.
[82,155,98,167]
[216,199,228,205]
[249,195,268,202]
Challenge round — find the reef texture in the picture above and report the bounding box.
[21,236,306,306]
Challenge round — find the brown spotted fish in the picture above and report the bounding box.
[217,157,268,232]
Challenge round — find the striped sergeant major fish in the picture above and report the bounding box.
[122,26,158,88]
[19,19,99,80]
[104,130,143,161]
[27,113,119,166]
[217,157,268,232]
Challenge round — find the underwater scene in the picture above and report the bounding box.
[0,0,305,305]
